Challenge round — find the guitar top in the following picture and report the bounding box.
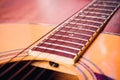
[0,0,120,80]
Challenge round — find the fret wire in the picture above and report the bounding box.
[65,23,99,31]
[32,47,75,58]
[45,38,84,49]
[56,30,91,40]
[74,17,103,24]
[88,7,113,12]
[93,3,119,8]
[77,25,98,32]
[97,0,120,4]
[84,8,112,14]
[82,11,109,18]
[65,26,96,33]
[79,12,108,19]
[49,38,85,46]
[74,22,100,29]
[78,14,106,20]
[43,42,80,51]
[54,34,88,42]
[35,46,77,56]
[60,30,92,37]
[38,40,80,54]
[60,28,94,36]
[91,4,116,9]
[90,7,116,11]
[84,10,110,16]
[76,15,105,22]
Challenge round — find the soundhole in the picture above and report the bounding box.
[0,61,79,80]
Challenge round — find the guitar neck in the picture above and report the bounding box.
[29,0,120,64]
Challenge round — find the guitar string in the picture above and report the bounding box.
[33,69,47,80]
[0,0,119,79]
[8,49,54,79]
[0,37,52,78]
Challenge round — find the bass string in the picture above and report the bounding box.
[0,36,50,78]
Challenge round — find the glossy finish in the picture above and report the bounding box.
[0,0,120,80]
[103,8,120,35]
[82,34,120,80]
[0,0,91,24]
[0,24,54,52]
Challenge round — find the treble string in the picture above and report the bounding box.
[0,51,29,78]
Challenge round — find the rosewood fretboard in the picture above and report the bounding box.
[29,0,120,64]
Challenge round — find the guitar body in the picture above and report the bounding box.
[0,0,120,80]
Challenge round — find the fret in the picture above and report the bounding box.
[65,26,96,33]
[54,34,88,42]
[50,35,87,45]
[83,10,110,16]
[84,8,112,14]
[60,30,92,37]
[93,4,118,8]
[90,5,116,10]
[32,47,75,58]
[74,17,103,24]
[97,0,120,4]
[75,15,105,22]
[80,12,108,19]
[56,30,91,40]
[43,39,83,49]
[43,42,80,51]
[71,21,100,29]
[49,38,85,46]
[88,7,113,12]
[65,27,94,36]
[37,43,79,55]
[71,19,101,27]
[79,14,106,20]
[77,25,98,31]
[65,22,99,31]
[93,2,119,7]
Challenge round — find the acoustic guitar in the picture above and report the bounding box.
[0,0,120,80]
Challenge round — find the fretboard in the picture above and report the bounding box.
[29,0,120,64]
